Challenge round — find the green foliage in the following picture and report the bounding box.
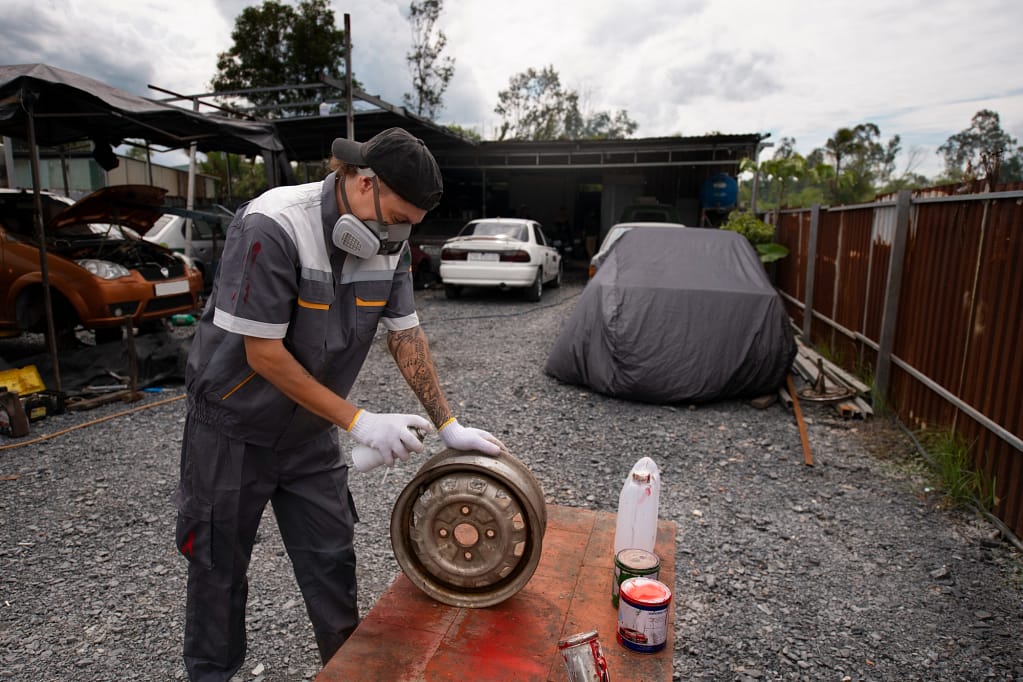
[494,65,637,141]
[404,0,455,119]
[721,210,775,245]
[755,242,790,263]
[919,430,997,511]
[212,0,352,117]
[813,123,901,204]
[444,123,482,142]
[937,109,1021,183]
[721,210,788,264]
[199,151,268,203]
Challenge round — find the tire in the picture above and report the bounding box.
[445,284,461,300]
[550,260,563,288]
[524,269,542,302]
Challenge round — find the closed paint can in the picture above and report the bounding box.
[612,548,660,608]
[616,577,671,653]
[557,630,611,682]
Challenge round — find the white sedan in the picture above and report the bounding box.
[439,218,562,301]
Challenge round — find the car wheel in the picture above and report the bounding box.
[550,261,563,289]
[445,284,461,300]
[524,269,542,302]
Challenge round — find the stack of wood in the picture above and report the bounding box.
[780,337,874,419]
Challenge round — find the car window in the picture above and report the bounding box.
[599,227,631,254]
[533,225,546,246]
[460,222,527,241]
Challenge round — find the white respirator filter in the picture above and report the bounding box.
[332,214,381,259]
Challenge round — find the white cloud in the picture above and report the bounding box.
[2,0,1021,180]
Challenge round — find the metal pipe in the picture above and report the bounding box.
[25,109,62,391]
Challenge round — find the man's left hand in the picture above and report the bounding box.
[438,419,504,456]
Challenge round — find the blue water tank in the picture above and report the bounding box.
[700,173,738,210]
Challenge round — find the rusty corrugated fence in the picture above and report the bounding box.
[772,188,1023,539]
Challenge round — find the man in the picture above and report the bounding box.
[175,127,503,681]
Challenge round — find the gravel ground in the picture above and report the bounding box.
[1,268,1021,681]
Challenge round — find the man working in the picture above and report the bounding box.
[174,127,503,681]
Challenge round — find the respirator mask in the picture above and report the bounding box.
[332,171,411,259]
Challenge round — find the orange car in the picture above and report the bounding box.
[0,185,204,343]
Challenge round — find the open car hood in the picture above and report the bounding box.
[47,185,168,234]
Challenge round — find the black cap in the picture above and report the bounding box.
[331,127,443,211]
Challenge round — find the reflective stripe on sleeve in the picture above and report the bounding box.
[213,308,289,339]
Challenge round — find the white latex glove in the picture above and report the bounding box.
[347,410,432,466]
[438,418,504,456]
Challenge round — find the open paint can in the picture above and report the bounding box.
[616,576,671,653]
[612,548,660,608]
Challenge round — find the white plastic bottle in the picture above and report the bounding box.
[613,456,661,555]
[351,444,392,473]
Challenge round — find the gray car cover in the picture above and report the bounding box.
[545,228,795,403]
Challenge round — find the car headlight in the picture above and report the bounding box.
[75,259,132,280]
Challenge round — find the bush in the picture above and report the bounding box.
[721,210,789,263]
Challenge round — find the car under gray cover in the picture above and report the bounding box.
[544,228,795,403]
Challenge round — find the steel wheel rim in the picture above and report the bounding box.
[390,448,546,608]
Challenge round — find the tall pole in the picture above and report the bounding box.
[2,136,15,187]
[185,97,199,258]
[25,109,62,391]
[345,13,354,140]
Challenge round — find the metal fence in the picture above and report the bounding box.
[770,189,1023,539]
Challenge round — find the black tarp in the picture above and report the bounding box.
[0,63,282,154]
[544,228,795,403]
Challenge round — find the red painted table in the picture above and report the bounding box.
[317,504,677,681]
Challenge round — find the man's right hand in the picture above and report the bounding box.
[347,410,433,464]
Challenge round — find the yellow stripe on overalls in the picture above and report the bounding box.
[355,297,386,307]
[298,298,330,310]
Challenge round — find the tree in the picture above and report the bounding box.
[937,109,1021,183]
[814,123,900,204]
[494,65,637,141]
[403,0,455,119]
[199,151,268,204]
[212,0,351,117]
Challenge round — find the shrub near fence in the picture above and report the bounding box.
[769,187,1023,540]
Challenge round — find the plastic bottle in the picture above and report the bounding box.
[613,456,661,556]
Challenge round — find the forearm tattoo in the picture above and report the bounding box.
[388,327,452,427]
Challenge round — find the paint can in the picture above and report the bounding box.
[557,629,611,682]
[612,548,660,608]
[616,577,671,653]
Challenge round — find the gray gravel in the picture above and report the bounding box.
[1,269,1021,681]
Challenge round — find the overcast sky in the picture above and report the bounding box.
[4,0,1022,177]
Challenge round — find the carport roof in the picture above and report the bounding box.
[0,63,281,155]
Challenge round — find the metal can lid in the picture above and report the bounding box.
[557,629,599,650]
[620,577,672,605]
[615,548,660,571]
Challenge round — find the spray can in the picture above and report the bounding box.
[612,457,661,556]
[351,426,427,472]
[557,629,611,681]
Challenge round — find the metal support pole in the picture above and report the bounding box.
[145,141,153,185]
[481,168,487,217]
[185,97,199,258]
[2,136,15,187]
[802,203,820,340]
[345,14,354,141]
[25,111,62,391]
[874,189,912,401]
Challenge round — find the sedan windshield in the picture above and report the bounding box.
[460,222,527,241]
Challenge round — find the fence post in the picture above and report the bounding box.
[875,189,912,401]
[802,204,820,339]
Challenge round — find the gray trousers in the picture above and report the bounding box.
[175,413,360,682]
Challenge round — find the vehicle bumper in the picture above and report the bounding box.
[439,263,536,288]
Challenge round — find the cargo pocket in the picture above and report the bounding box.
[175,491,214,570]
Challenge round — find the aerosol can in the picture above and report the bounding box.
[351,426,428,473]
